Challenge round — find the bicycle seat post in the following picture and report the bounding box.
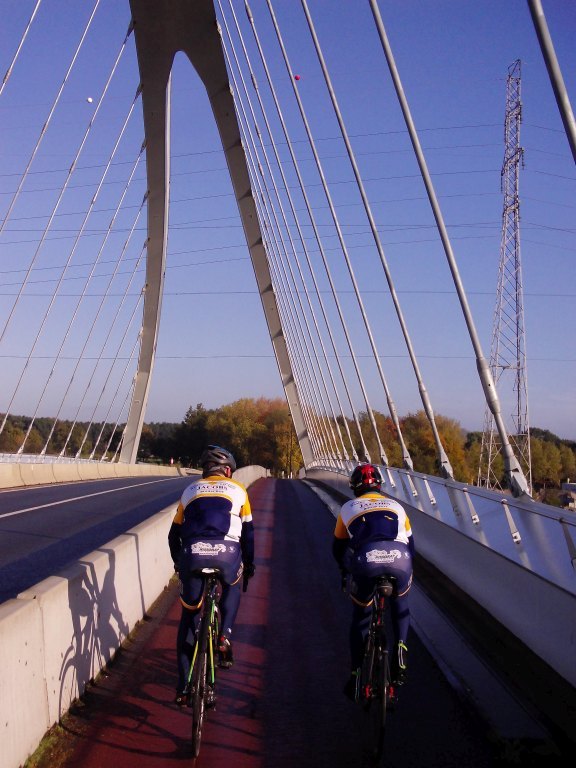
[376,576,394,598]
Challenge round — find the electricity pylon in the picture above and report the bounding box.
[478,60,532,493]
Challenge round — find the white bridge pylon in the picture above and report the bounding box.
[121,0,312,464]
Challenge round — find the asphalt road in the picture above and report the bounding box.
[0,475,192,603]
[27,478,513,768]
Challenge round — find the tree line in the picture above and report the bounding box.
[2,399,574,504]
[139,399,575,504]
[0,415,121,459]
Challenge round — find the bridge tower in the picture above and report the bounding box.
[478,60,532,493]
[119,0,313,465]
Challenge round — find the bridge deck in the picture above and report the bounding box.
[28,479,560,767]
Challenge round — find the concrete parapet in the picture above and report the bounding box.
[0,460,181,489]
[16,517,176,728]
[77,463,106,482]
[234,465,269,486]
[0,598,49,768]
[6,507,177,768]
[0,463,24,489]
[18,463,56,486]
[52,462,82,483]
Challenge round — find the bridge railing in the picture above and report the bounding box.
[0,453,117,464]
[305,462,576,689]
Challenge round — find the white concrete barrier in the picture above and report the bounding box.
[1,465,268,768]
[76,463,104,482]
[18,463,57,486]
[0,599,49,768]
[52,462,82,483]
[234,465,270,487]
[0,463,24,488]
[0,461,183,489]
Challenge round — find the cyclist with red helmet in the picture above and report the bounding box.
[168,445,255,705]
[333,463,414,699]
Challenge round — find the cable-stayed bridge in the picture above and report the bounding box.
[1,0,575,471]
[0,2,575,765]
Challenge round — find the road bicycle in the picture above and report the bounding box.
[182,567,222,757]
[354,575,397,765]
[184,567,251,757]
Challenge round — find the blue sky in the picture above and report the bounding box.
[1,1,574,441]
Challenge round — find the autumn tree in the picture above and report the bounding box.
[174,404,210,466]
[429,414,469,481]
[531,437,562,487]
[559,444,576,482]
[23,427,44,454]
[399,412,439,476]
[137,424,158,461]
[165,398,302,474]
[353,411,404,468]
[0,420,26,452]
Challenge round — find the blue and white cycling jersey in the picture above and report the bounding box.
[173,475,252,544]
[334,492,412,549]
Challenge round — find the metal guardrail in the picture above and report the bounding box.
[306,461,576,690]
[306,461,576,594]
[0,453,103,464]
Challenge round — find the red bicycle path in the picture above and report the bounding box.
[37,478,497,768]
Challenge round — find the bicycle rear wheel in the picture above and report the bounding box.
[362,646,390,765]
[191,619,209,757]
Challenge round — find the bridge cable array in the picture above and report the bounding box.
[0,3,146,461]
[216,0,460,476]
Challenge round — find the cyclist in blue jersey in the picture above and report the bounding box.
[169,445,255,705]
[333,463,414,700]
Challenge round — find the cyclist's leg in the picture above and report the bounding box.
[385,552,412,684]
[217,580,240,668]
[213,543,242,635]
[220,580,241,637]
[342,574,374,699]
[201,542,242,667]
[349,577,374,669]
[390,586,411,644]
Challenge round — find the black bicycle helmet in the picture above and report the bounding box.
[199,444,237,473]
[349,463,383,496]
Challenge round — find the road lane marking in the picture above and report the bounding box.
[0,477,181,520]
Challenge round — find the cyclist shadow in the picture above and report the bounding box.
[58,548,129,718]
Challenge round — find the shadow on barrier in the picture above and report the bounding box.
[125,530,147,620]
[58,550,129,719]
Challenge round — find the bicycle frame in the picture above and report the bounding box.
[188,575,219,685]
[186,569,222,758]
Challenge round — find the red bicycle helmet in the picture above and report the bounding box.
[349,463,383,496]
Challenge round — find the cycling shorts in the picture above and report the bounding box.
[178,539,243,608]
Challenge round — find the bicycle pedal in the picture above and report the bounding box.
[175,691,191,707]
[362,684,374,701]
